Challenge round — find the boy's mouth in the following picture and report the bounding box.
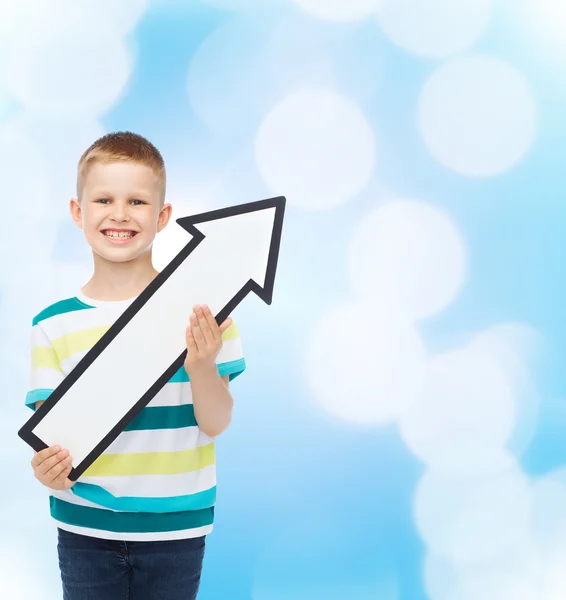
[101,229,139,245]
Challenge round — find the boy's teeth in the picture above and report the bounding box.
[106,231,133,239]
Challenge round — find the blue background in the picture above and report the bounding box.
[0,1,564,598]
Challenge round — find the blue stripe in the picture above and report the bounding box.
[26,359,245,414]
[218,358,246,381]
[25,388,54,409]
[168,358,246,383]
[50,497,214,533]
[72,482,216,513]
[32,297,93,326]
[125,405,197,431]
[169,366,189,383]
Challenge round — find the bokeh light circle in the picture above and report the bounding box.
[5,3,132,120]
[377,0,492,59]
[291,0,382,22]
[399,346,516,474]
[255,88,376,210]
[306,302,426,424]
[349,200,466,320]
[414,463,531,564]
[419,54,537,177]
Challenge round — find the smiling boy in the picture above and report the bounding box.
[26,132,245,600]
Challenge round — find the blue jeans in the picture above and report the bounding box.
[57,528,206,600]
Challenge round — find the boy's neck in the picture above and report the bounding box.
[81,255,159,302]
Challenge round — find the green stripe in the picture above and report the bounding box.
[32,297,94,326]
[125,405,197,431]
[169,366,190,383]
[50,497,214,533]
[72,482,216,513]
[168,358,246,383]
[25,389,54,409]
[218,358,246,381]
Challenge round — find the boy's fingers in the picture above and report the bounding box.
[202,305,222,341]
[219,317,233,334]
[36,449,69,477]
[185,325,197,350]
[31,445,61,468]
[46,456,73,485]
[190,312,205,349]
[52,464,73,489]
[196,305,214,344]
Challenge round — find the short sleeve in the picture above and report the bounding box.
[25,322,65,410]
[216,322,246,381]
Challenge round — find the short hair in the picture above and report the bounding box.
[77,131,166,202]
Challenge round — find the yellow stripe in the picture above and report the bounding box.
[222,322,239,341]
[31,346,63,372]
[52,326,110,363]
[83,443,216,477]
[51,323,236,363]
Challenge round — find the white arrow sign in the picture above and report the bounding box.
[19,196,286,480]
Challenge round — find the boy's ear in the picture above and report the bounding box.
[69,198,83,229]
[157,202,173,233]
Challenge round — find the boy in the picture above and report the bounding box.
[25,132,245,600]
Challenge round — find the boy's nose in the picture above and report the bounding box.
[111,207,130,222]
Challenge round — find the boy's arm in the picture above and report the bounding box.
[189,368,233,438]
[185,304,236,437]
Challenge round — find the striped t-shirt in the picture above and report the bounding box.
[25,291,245,541]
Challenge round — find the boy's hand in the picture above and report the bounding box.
[31,445,75,490]
[184,304,232,375]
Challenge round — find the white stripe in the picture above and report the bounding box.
[53,520,213,541]
[78,465,216,498]
[103,426,213,455]
[146,382,193,407]
[29,368,64,393]
[217,337,244,364]
[51,490,109,510]
[59,349,89,373]
[40,302,122,336]
[43,305,242,365]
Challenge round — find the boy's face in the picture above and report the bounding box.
[70,161,171,264]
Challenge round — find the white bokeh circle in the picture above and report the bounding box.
[429,551,540,600]
[84,0,149,33]
[306,302,426,424]
[0,126,51,222]
[1,114,106,224]
[414,462,532,564]
[255,88,376,210]
[349,200,466,320]
[202,0,286,10]
[419,54,537,177]
[0,548,50,599]
[187,17,274,136]
[291,0,382,22]
[469,323,542,458]
[530,469,566,562]
[0,0,147,38]
[266,13,385,106]
[376,0,492,59]
[399,345,516,474]
[5,2,133,120]
[424,553,472,600]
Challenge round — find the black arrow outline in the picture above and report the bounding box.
[18,196,286,481]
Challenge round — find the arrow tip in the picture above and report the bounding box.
[176,196,286,305]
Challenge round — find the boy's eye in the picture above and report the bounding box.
[94,199,146,205]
